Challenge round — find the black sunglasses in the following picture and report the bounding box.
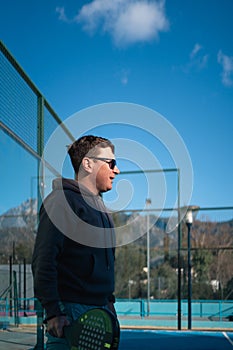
[89,157,117,170]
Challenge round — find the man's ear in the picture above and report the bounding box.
[81,157,93,173]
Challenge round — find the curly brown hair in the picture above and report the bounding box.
[68,135,115,174]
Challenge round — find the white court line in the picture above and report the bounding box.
[223,332,233,347]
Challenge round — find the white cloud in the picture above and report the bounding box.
[75,0,123,32]
[183,43,209,72]
[198,54,209,69]
[121,75,129,85]
[217,50,233,87]
[58,0,169,47]
[56,6,70,23]
[190,43,202,59]
[120,69,130,85]
[111,1,169,46]
[114,68,130,85]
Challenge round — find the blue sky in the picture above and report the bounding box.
[0,0,233,219]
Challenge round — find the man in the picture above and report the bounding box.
[32,135,120,349]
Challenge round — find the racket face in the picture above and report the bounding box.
[65,308,120,350]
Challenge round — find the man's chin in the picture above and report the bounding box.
[101,185,112,193]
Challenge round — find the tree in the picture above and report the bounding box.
[115,242,146,298]
[152,262,177,299]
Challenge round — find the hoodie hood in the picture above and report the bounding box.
[46,177,115,249]
[52,177,105,210]
[53,177,95,197]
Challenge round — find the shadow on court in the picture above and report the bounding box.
[0,328,36,350]
[0,328,233,349]
[119,330,233,350]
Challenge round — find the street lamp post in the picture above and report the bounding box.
[128,279,134,299]
[146,198,151,316]
[184,205,199,330]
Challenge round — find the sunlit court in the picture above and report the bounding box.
[1,1,233,349]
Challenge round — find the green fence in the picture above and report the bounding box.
[1,297,233,330]
[0,40,74,163]
[0,40,75,349]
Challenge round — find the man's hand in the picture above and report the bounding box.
[47,315,70,338]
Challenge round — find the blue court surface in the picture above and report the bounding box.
[119,329,233,350]
[0,328,233,349]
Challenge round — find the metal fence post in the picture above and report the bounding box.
[177,169,182,330]
[34,95,45,350]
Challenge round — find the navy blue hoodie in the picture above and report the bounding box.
[32,178,115,320]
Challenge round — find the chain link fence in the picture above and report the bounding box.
[113,207,233,327]
[0,41,74,345]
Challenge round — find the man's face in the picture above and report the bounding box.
[91,146,120,193]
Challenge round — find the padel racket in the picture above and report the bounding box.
[64,308,120,350]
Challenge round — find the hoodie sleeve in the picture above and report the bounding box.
[32,200,65,320]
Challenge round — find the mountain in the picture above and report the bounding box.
[0,199,37,229]
[0,199,232,264]
[0,199,37,263]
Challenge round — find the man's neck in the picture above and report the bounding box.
[75,175,99,196]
